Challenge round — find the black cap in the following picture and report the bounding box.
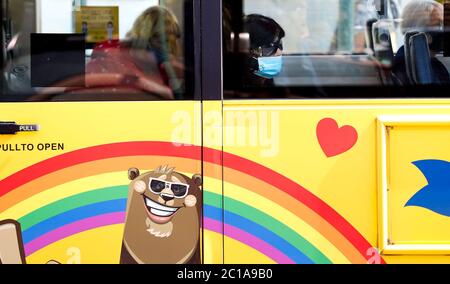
[243,14,285,53]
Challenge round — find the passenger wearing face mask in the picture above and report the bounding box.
[243,14,285,87]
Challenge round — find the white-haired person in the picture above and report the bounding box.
[392,0,448,84]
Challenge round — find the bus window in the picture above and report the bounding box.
[0,0,194,101]
[223,0,450,99]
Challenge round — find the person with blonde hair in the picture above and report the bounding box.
[126,6,182,59]
[86,6,183,100]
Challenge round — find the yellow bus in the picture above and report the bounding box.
[0,0,449,264]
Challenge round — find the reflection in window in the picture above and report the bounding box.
[1,0,192,101]
[244,0,378,54]
[39,0,158,39]
[224,0,450,99]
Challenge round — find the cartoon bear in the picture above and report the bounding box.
[120,165,202,264]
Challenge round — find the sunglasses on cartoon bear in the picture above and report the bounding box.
[149,178,190,199]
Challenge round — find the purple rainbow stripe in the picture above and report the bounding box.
[24,212,125,256]
[203,218,295,264]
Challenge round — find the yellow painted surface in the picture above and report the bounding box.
[0,102,202,180]
[388,125,450,245]
[0,101,206,263]
[26,224,124,264]
[222,99,450,263]
[224,235,276,264]
[383,255,450,264]
[1,99,450,263]
[203,230,224,264]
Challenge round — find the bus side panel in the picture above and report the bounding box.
[221,99,450,264]
[0,101,204,264]
[202,101,225,264]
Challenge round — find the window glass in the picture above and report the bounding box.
[1,0,193,101]
[39,0,159,39]
[224,0,450,99]
[243,0,378,54]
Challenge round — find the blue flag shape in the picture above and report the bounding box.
[405,160,450,217]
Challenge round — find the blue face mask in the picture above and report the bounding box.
[255,56,283,79]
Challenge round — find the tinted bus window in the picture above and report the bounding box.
[223,0,450,99]
[1,0,194,101]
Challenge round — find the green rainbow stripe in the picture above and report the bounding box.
[205,192,331,264]
[18,186,128,231]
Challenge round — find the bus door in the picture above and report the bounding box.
[0,0,212,264]
[220,0,450,264]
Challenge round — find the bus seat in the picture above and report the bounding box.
[366,19,378,53]
[404,31,420,84]
[409,33,434,85]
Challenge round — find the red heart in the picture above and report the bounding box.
[317,118,358,157]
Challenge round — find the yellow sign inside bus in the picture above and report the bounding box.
[75,6,119,43]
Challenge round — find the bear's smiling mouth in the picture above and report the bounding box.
[144,197,180,224]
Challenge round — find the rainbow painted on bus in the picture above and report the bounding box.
[0,141,382,264]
